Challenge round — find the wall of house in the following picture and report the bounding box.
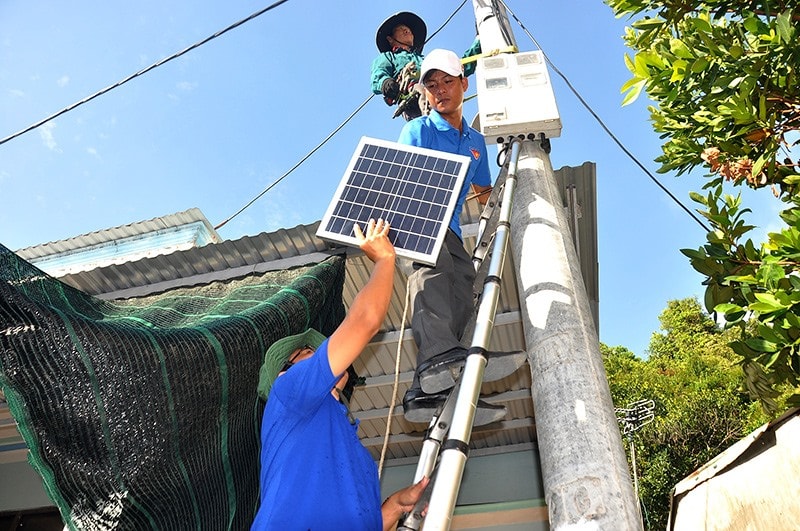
[381,448,548,529]
[0,460,52,511]
[3,448,548,529]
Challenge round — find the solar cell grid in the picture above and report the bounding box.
[316,137,470,265]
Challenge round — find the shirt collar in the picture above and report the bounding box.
[429,109,470,137]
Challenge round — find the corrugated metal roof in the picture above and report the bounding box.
[16,207,221,260]
[1,163,598,467]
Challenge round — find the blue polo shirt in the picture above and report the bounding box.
[398,109,491,239]
[251,340,381,530]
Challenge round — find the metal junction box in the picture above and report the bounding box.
[476,50,562,141]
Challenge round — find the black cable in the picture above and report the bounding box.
[213,93,375,230]
[491,0,516,48]
[216,2,471,229]
[0,0,291,148]
[500,0,711,233]
[425,0,470,45]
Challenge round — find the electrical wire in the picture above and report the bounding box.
[216,1,471,229]
[425,0,470,45]
[500,0,711,233]
[214,93,374,230]
[491,0,516,48]
[0,0,469,230]
[0,0,291,148]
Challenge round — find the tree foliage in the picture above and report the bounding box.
[604,298,768,530]
[604,0,800,411]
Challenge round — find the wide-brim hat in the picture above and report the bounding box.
[257,328,326,400]
[376,11,427,53]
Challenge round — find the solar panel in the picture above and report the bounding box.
[317,136,470,266]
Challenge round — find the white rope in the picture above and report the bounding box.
[377,277,411,478]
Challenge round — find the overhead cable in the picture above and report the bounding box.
[213,93,374,230]
[500,0,711,233]
[215,2,471,229]
[0,0,291,148]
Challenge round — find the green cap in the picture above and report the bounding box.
[257,328,326,400]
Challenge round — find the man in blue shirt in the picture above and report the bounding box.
[251,219,428,530]
[397,49,525,424]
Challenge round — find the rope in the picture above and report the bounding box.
[377,277,411,478]
[461,45,518,65]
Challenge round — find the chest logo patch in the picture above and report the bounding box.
[470,147,481,160]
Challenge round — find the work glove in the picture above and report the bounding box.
[381,77,400,105]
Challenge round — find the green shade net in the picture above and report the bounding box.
[0,243,346,530]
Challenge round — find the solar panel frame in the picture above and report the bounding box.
[316,136,470,266]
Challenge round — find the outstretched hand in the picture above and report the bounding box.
[353,218,395,264]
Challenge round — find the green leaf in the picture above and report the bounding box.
[715,302,746,322]
[715,303,743,314]
[786,311,800,329]
[730,340,756,359]
[691,57,710,73]
[632,17,666,31]
[623,53,635,75]
[752,155,767,181]
[622,79,646,106]
[690,16,713,33]
[670,38,693,59]
[764,350,783,369]
[743,16,766,35]
[745,338,779,353]
[680,247,707,260]
[757,263,786,289]
[688,191,707,205]
[776,11,794,44]
[753,292,788,311]
[752,293,784,308]
[670,59,688,82]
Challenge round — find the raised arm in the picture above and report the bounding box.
[327,219,396,377]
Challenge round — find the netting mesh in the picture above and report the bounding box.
[0,243,346,530]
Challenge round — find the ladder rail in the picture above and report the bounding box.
[398,138,523,530]
[397,384,461,531]
[463,156,510,344]
[424,138,522,530]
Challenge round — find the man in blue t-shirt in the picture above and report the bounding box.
[397,49,525,425]
[251,219,427,530]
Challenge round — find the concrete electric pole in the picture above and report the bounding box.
[471,1,642,529]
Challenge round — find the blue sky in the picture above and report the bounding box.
[0,1,781,356]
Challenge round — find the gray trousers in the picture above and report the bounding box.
[408,230,475,390]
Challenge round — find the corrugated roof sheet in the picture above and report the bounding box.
[2,163,598,466]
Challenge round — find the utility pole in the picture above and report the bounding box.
[471,1,642,528]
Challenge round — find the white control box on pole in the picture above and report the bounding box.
[476,51,562,142]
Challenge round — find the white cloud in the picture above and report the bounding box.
[176,81,197,91]
[57,75,69,87]
[8,89,25,98]
[39,122,61,153]
[87,147,100,159]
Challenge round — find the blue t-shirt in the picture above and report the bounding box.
[398,110,491,239]
[251,339,381,530]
